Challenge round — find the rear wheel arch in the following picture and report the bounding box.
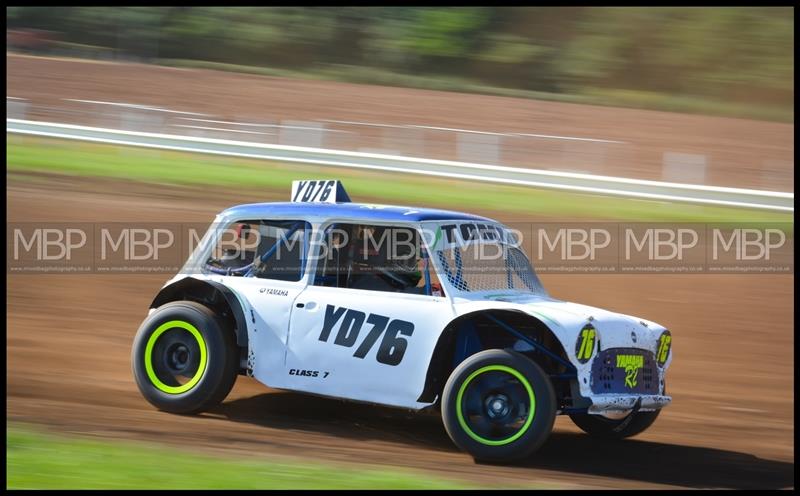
[151,277,249,349]
[417,309,571,405]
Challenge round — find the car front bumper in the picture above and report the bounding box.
[587,394,672,414]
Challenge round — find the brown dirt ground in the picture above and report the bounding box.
[6,53,794,192]
[6,175,794,489]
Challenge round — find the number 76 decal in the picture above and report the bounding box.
[575,324,596,363]
[319,304,414,366]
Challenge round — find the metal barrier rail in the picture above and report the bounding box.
[7,119,793,212]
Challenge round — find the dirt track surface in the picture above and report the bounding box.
[6,54,794,192]
[6,175,794,489]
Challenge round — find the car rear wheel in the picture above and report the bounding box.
[569,409,661,439]
[441,349,556,462]
[132,301,239,414]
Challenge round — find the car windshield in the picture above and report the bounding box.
[427,222,547,296]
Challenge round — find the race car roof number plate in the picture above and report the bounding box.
[291,179,351,204]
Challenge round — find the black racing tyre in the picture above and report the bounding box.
[441,349,556,463]
[569,409,661,439]
[132,301,239,414]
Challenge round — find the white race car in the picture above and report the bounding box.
[132,180,673,462]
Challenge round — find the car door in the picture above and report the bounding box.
[206,219,310,388]
[285,222,455,409]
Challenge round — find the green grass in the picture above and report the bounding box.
[6,424,475,489]
[7,134,792,224]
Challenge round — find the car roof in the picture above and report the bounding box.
[219,202,496,223]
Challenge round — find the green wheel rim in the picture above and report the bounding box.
[456,364,536,446]
[144,320,208,394]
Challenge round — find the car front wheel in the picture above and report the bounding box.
[441,349,556,462]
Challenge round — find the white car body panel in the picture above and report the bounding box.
[284,286,453,408]
[449,294,672,413]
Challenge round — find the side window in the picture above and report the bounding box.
[205,219,309,281]
[312,223,444,296]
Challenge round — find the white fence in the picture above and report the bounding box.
[7,118,793,212]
